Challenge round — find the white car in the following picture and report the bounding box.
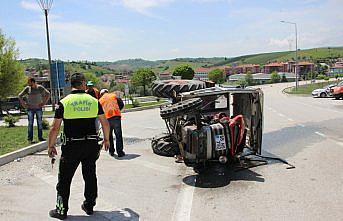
[311,84,336,98]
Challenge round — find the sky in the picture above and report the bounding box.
[1,0,342,61]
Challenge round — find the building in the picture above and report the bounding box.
[331,62,343,75]
[289,61,315,76]
[100,74,116,83]
[194,67,212,81]
[159,71,172,80]
[226,64,260,75]
[228,72,296,85]
[263,62,287,74]
[263,61,314,76]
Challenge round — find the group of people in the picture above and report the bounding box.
[18,74,125,220]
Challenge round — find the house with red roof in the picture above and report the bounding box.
[194,67,212,80]
[331,62,343,75]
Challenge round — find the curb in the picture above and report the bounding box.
[16,102,168,119]
[122,102,167,113]
[0,141,47,167]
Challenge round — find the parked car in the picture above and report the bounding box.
[0,97,25,114]
[311,84,336,98]
[331,81,343,100]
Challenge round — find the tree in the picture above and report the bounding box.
[131,68,156,96]
[245,71,253,86]
[173,64,195,79]
[84,72,99,85]
[0,30,26,99]
[237,79,247,88]
[270,72,281,83]
[208,69,225,84]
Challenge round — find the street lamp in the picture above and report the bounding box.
[37,0,55,109]
[281,20,298,90]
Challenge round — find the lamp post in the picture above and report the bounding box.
[281,20,298,90]
[37,0,55,109]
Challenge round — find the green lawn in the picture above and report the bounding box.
[0,126,49,156]
[285,81,338,95]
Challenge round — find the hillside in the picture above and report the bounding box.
[212,47,343,66]
[20,59,114,77]
[21,46,343,74]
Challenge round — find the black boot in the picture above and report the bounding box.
[81,203,94,215]
[49,209,67,220]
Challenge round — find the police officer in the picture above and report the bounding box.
[47,73,110,220]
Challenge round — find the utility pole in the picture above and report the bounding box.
[37,0,55,109]
[281,20,298,90]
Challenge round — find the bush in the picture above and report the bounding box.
[132,99,141,108]
[3,114,19,127]
[42,118,50,130]
[316,74,326,80]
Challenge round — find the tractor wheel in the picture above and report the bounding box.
[152,80,206,98]
[160,98,203,119]
[151,134,180,157]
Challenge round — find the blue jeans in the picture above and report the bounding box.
[108,117,124,154]
[27,108,43,141]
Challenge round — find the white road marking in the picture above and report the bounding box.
[278,113,285,117]
[315,132,326,138]
[172,169,195,221]
[287,118,295,122]
[298,124,306,127]
[30,165,139,220]
[336,142,343,147]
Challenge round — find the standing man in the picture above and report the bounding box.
[48,73,110,220]
[86,81,100,100]
[18,77,50,143]
[99,89,125,157]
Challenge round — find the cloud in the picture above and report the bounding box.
[110,0,174,15]
[20,0,41,12]
[23,20,125,60]
[268,37,292,48]
[170,48,180,53]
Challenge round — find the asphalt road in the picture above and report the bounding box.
[0,82,342,221]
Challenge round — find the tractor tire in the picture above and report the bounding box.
[152,80,206,98]
[151,134,180,157]
[160,98,203,119]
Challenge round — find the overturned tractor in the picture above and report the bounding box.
[152,83,265,172]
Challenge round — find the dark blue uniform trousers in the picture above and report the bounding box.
[55,140,100,215]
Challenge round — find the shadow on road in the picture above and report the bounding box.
[68,208,139,221]
[112,154,141,161]
[182,164,264,188]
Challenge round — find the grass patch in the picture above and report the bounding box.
[124,100,166,109]
[0,126,49,156]
[43,110,55,116]
[285,81,338,95]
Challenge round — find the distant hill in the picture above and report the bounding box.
[97,59,159,71]
[211,47,343,67]
[21,46,343,74]
[20,59,114,77]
